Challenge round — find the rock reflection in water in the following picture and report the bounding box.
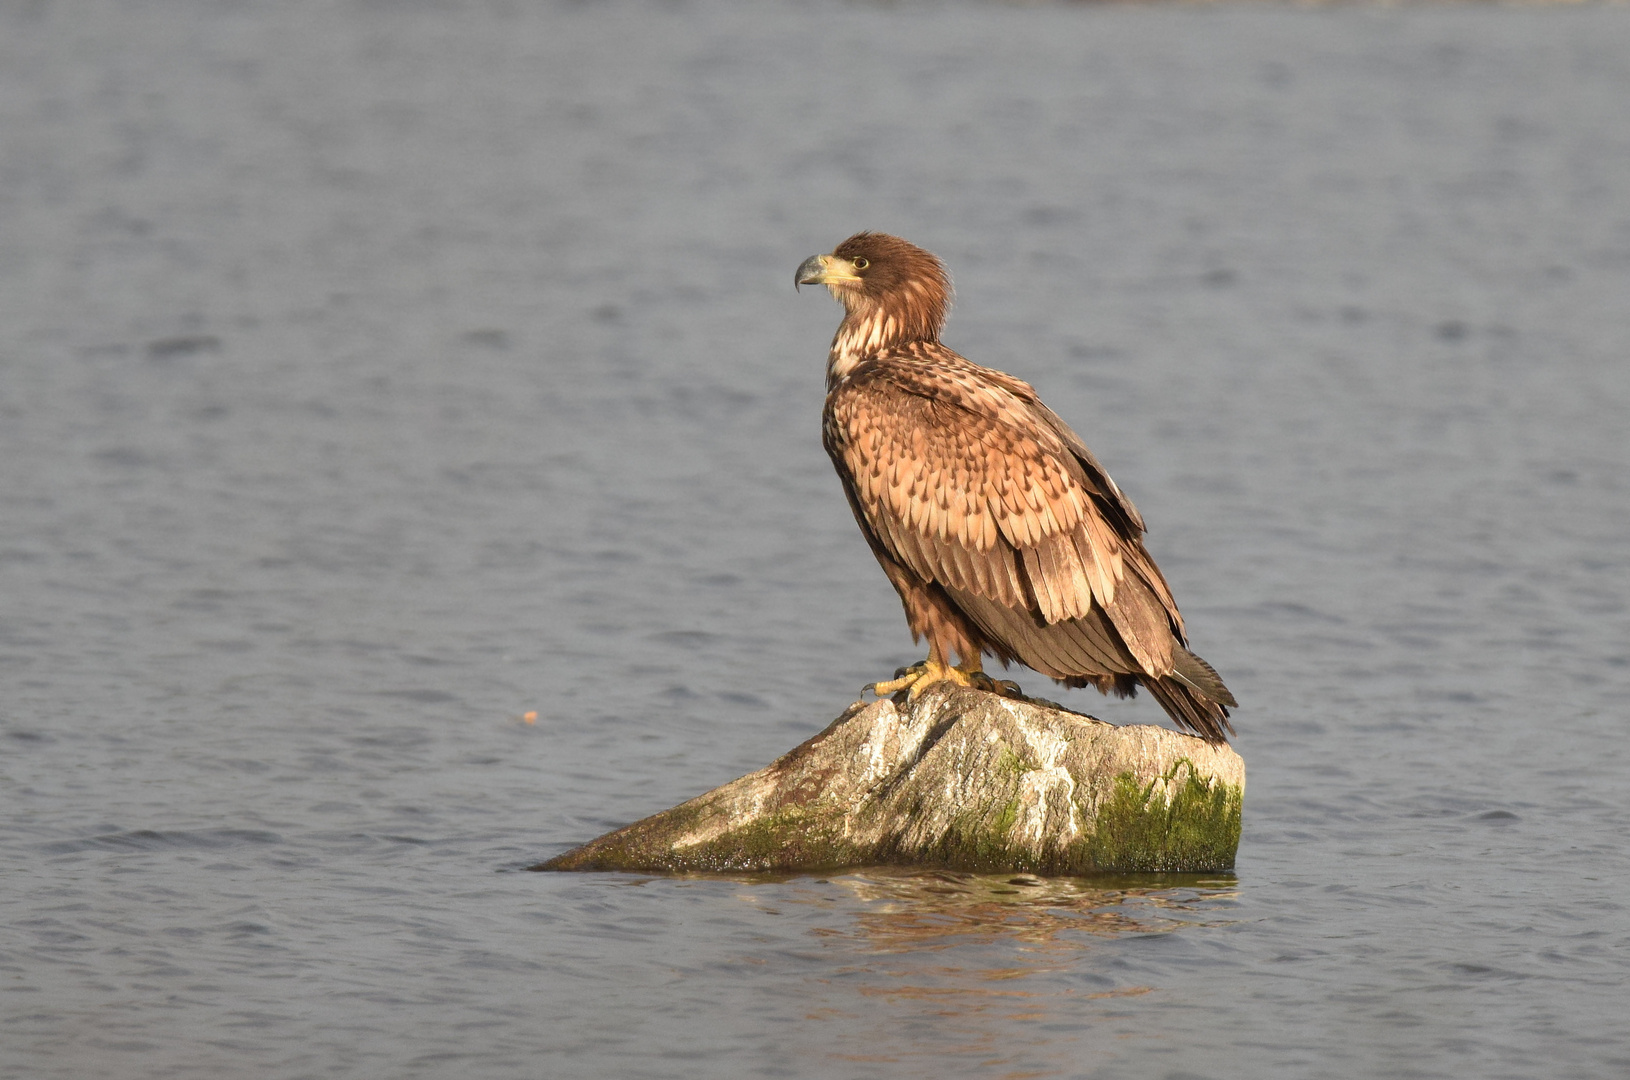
[802,868,1239,952]
[723,869,1240,1074]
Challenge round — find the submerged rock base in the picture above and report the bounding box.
[534,685,1244,876]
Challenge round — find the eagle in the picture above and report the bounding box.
[797,232,1237,743]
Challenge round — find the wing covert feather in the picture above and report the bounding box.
[827,355,1126,623]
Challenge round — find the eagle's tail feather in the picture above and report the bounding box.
[1169,645,1237,708]
[1143,669,1236,746]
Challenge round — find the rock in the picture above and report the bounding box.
[533,685,1244,876]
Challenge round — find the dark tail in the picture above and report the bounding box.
[1144,646,1237,744]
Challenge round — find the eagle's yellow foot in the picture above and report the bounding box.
[864,658,989,700]
[863,661,929,698]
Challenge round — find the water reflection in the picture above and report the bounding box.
[717,869,1240,1076]
[794,868,1239,953]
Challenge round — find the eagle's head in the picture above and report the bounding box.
[796,232,952,343]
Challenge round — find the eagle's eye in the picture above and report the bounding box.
[852,257,869,270]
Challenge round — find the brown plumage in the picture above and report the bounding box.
[796,232,1237,743]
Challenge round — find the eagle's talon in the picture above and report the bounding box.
[866,661,932,698]
[962,670,1025,699]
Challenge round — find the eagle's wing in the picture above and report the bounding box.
[825,348,1184,678]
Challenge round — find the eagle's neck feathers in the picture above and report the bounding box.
[826,280,947,386]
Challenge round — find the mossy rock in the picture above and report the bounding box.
[535,685,1243,877]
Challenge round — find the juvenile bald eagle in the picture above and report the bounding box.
[797,233,1237,743]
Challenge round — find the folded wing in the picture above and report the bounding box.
[824,347,1223,715]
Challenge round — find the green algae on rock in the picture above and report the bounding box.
[533,685,1243,876]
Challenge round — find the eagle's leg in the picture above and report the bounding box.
[862,562,1021,699]
[864,643,972,699]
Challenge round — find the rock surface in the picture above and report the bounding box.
[534,685,1244,876]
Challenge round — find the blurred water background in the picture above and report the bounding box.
[3,1,1629,1077]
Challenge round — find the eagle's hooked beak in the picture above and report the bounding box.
[795,253,862,291]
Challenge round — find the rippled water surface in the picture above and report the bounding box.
[3,2,1629,1077]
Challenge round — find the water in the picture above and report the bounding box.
[3,1,1628,1076]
